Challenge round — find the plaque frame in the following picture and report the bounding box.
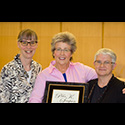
[42,81,89,103]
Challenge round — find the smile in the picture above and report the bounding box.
[25,51,32,54]
[99,69,106,71]
[59,57,65,60]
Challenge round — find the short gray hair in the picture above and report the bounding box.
[94,48,117,63]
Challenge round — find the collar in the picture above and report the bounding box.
[14,54,23,69]
[88,74,115,103]
[94,74,115,87]
[14,54,34,69]
[49,60,74,74]
[14,54,34,78]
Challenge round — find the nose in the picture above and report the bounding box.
[100,63,104,67]
[27,43,31,48]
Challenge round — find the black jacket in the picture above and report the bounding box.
[88,75,125,103]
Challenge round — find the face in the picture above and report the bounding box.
[18,39,38,60]
[53,42,72,67]
[94,54,116,77]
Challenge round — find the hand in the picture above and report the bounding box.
[122,88,125,94]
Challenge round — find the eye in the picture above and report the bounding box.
[104,61,110,64]
[22,41,27,45]
[64,49,69,52]
[30,41,38,46]
[30,41,35,44]
[56,48,61,51]
[96,60,101,64]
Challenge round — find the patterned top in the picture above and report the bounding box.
[0,54,42,103]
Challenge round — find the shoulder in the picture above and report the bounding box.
[71,62,86,67]
[1,60,15,73]
[88,78,98,86]
[71,62,94,70]
[113,77,125,88]
[88,79,98,84]
[72,62,96,75]
[41,66,50,75]
[0,60,16,81]
[37,65,50,77]
[32,60,42,69]
[87,79,98,93]
[70,62,97,82]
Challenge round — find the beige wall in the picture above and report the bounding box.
[0,22,125,78]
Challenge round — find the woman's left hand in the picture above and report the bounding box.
[122,88,125,94]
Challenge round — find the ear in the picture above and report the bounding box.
[93,61,96,67]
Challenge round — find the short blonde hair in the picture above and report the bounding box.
[51,31,77,60]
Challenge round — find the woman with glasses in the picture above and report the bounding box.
[88,48,125,103]
[29,31,97,103]
[0,29,42,103]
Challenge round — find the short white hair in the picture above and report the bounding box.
[94,48,117,63]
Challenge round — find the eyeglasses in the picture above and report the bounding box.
[19,40,38,47]
[94,60,115,66]
[55,48,71,53]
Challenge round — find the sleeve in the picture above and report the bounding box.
[0,67,11,103]
[119,83,125,103]
[84,65,98,83]
[28,72,46,103]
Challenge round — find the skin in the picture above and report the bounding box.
[17,39,38,71]
[53,42,72,73]
[94,54,116,88]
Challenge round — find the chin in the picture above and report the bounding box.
[97,72,107,76]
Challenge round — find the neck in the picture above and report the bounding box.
[55,63,69,74]
[98,74,113,88]
[20,55,32,71]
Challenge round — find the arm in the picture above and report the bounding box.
[119,83,125,103]
[122,85,125,94]
[117,77,125,94]
[29,72,46,103]
[0,67,11,103]
[84,65,98,82]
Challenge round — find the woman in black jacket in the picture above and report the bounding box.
[88,48,125,103]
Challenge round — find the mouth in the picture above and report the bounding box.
[59,57,66,60]
[25,50,33,54]
[99,68,106,71]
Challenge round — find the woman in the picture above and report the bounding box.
[29,31,97,103]
[88,48,125,103]
[0,29,42,103]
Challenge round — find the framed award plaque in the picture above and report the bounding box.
[42,81,89,103]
